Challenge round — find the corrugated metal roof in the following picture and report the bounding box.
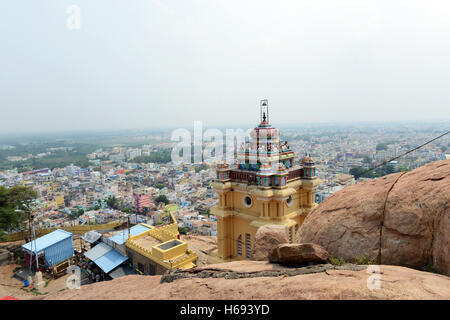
[81,230,102,243]
[108,224,151,245]
[44,237,74,267]
[84,242,113,261]
[94,249,128,274]
[22,229,72,254]
[84,242,128,274]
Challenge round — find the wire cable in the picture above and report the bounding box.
[361,129,450,176]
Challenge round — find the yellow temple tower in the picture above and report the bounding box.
[211,100,322,260]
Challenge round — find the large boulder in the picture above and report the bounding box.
[298,160,450,275]
[251,225,288,261]
[270,243,329,265]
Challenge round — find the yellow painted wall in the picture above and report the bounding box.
[125,215,197,271]
[55,195,65,208]
[4,222,123,242]
[152,241,188,260]
[213,178,320,260]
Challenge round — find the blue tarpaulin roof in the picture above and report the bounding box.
[22,229,74,267]
[84,242,128,274]
[108,224,151,245]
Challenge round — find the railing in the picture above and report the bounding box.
[229,170,258,184]
[237,150,291,157]
[287,168,303,181]
[228,167,303,184]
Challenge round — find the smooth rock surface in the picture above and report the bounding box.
[298,160,450,275]
[40,262,450,300]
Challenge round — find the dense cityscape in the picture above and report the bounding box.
[1,0,450,307]
[1,121,448,239]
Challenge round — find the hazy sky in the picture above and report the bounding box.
[1,0,449,133]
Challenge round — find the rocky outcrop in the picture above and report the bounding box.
[270,243,329,265]
[251,225,288,261]
[180,235,221,266]
[40,261,450,300]
[298,160,450,275]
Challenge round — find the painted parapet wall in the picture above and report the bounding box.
[4,222,123,242]
[125,211,197,272]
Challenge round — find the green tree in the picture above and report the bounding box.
[106,196,119,209]
[132,149,172,164]
[178,227,187,235]
[300,134,311,142]
[155,195,169,205]
[349,167,367,179]
[397,164,409,172]
[376,143,388,151]
[385,164,396,174]
[195,163,209,173]
[0,185,37,234]
[0,230,7,242]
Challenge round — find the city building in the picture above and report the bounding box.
[211,102,322,260]
[134,193,151,213]
[22,229,74,275]
[122,212,197,275]
[84,242,129,279]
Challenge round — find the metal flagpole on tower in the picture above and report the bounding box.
[260,100,263,123]
[260,99,269,123]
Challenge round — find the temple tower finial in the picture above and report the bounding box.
[260,99,269,124]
